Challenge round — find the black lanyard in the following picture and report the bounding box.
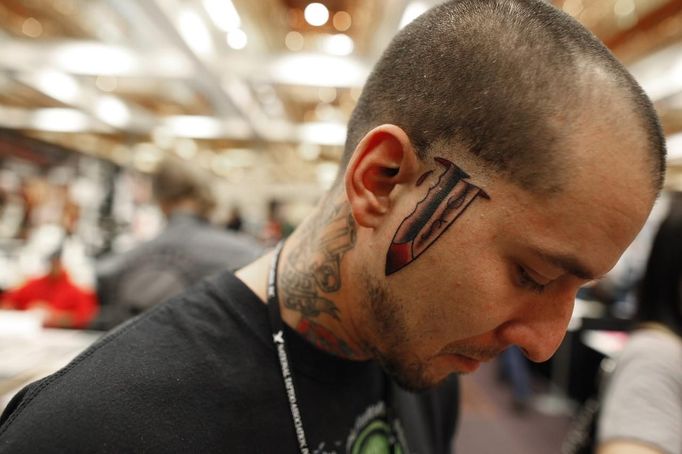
[267,242,401,454]
[267,242,310,454]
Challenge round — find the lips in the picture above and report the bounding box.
[442,353,481,373]
[457,354,481,367]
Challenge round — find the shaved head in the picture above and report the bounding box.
[341,0,666,195]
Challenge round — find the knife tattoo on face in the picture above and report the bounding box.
[385,157,490,275]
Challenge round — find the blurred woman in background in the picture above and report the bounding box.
[597,193,682,454]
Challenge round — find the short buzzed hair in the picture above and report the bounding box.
[342,0,666,193]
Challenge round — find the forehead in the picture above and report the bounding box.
[488,130,655,276]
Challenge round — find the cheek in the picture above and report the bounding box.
[408,256,519,344]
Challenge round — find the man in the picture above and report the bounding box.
[91,157,262,330]
[1,247,97,329]
[0,1,666,452]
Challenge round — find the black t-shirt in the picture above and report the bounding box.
[0,271,458,453]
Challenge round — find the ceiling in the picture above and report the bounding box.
[0,0,681,190]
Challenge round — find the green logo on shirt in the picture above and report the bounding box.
[351,419,404,454]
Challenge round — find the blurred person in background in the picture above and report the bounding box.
[261,199,295,246]
[0,246,97,329]
[499,345,533,413]
[597,193,682,454]
[225,206,244,232]
[91,156,262,331]
[0,1,668,452]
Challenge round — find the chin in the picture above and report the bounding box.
[377,348,484,392]
[374,350,451,392]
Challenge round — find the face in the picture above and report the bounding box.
[353,135,654,392]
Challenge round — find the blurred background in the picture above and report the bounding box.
[0,0,681,452]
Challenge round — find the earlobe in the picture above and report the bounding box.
[344,125,420,229]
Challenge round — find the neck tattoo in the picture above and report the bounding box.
[279,199,363,359]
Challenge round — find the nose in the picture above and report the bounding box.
[495,291,576,363]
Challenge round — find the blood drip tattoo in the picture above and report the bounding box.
[385,157,490,275]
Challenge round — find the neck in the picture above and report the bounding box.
[236,192,370,359]
[275,193,370,360]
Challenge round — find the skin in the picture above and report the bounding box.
[598,441,664,454]
[238,99,656,391]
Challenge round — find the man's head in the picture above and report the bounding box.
[342,0,665,193]
[334,0,666,391]
[152,156,216,218]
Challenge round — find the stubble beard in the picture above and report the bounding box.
[360,270,443,393]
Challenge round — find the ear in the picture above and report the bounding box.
[345,124,420,229]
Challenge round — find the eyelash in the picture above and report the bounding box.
[517,266,547,294]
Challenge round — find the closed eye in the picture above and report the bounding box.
[517,266,547,294]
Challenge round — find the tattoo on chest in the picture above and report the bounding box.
[280,200,359,356]
[386,157,490,275]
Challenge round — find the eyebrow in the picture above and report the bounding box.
[532,249,600,281]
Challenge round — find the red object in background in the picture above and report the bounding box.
[2,271,98,328]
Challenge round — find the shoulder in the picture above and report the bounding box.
[615,330,682,376]
[165,221,263,265]
[0,276,277,451]
[605,329,682,400]
[597,330,682,453]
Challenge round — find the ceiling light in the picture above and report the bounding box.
[614,0,635,17]
[320,33,354,56]
[22,18,43,38]
[227,29,248,50]
[304,3,329,27]
[628,42,682,101]
[332,11,352,31]
[318,87,337,103]
[562,0,584,16]
[174,138,198,160]
[202,0,241,32]
[400,2,428,29]
[285,31,305,51]
[54,43,137,76]
[163,116,223,138]
[95,75,118,92]
[178,8,214,56]
[31,70,80,104]
[95,96,131,128]
[314,103,342,122]
[666,132,682,161]
[299,121,346,146]
[31,108,90,133]
[270,53,368,87]
[299,143,321,161]
[133,143,162,173]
